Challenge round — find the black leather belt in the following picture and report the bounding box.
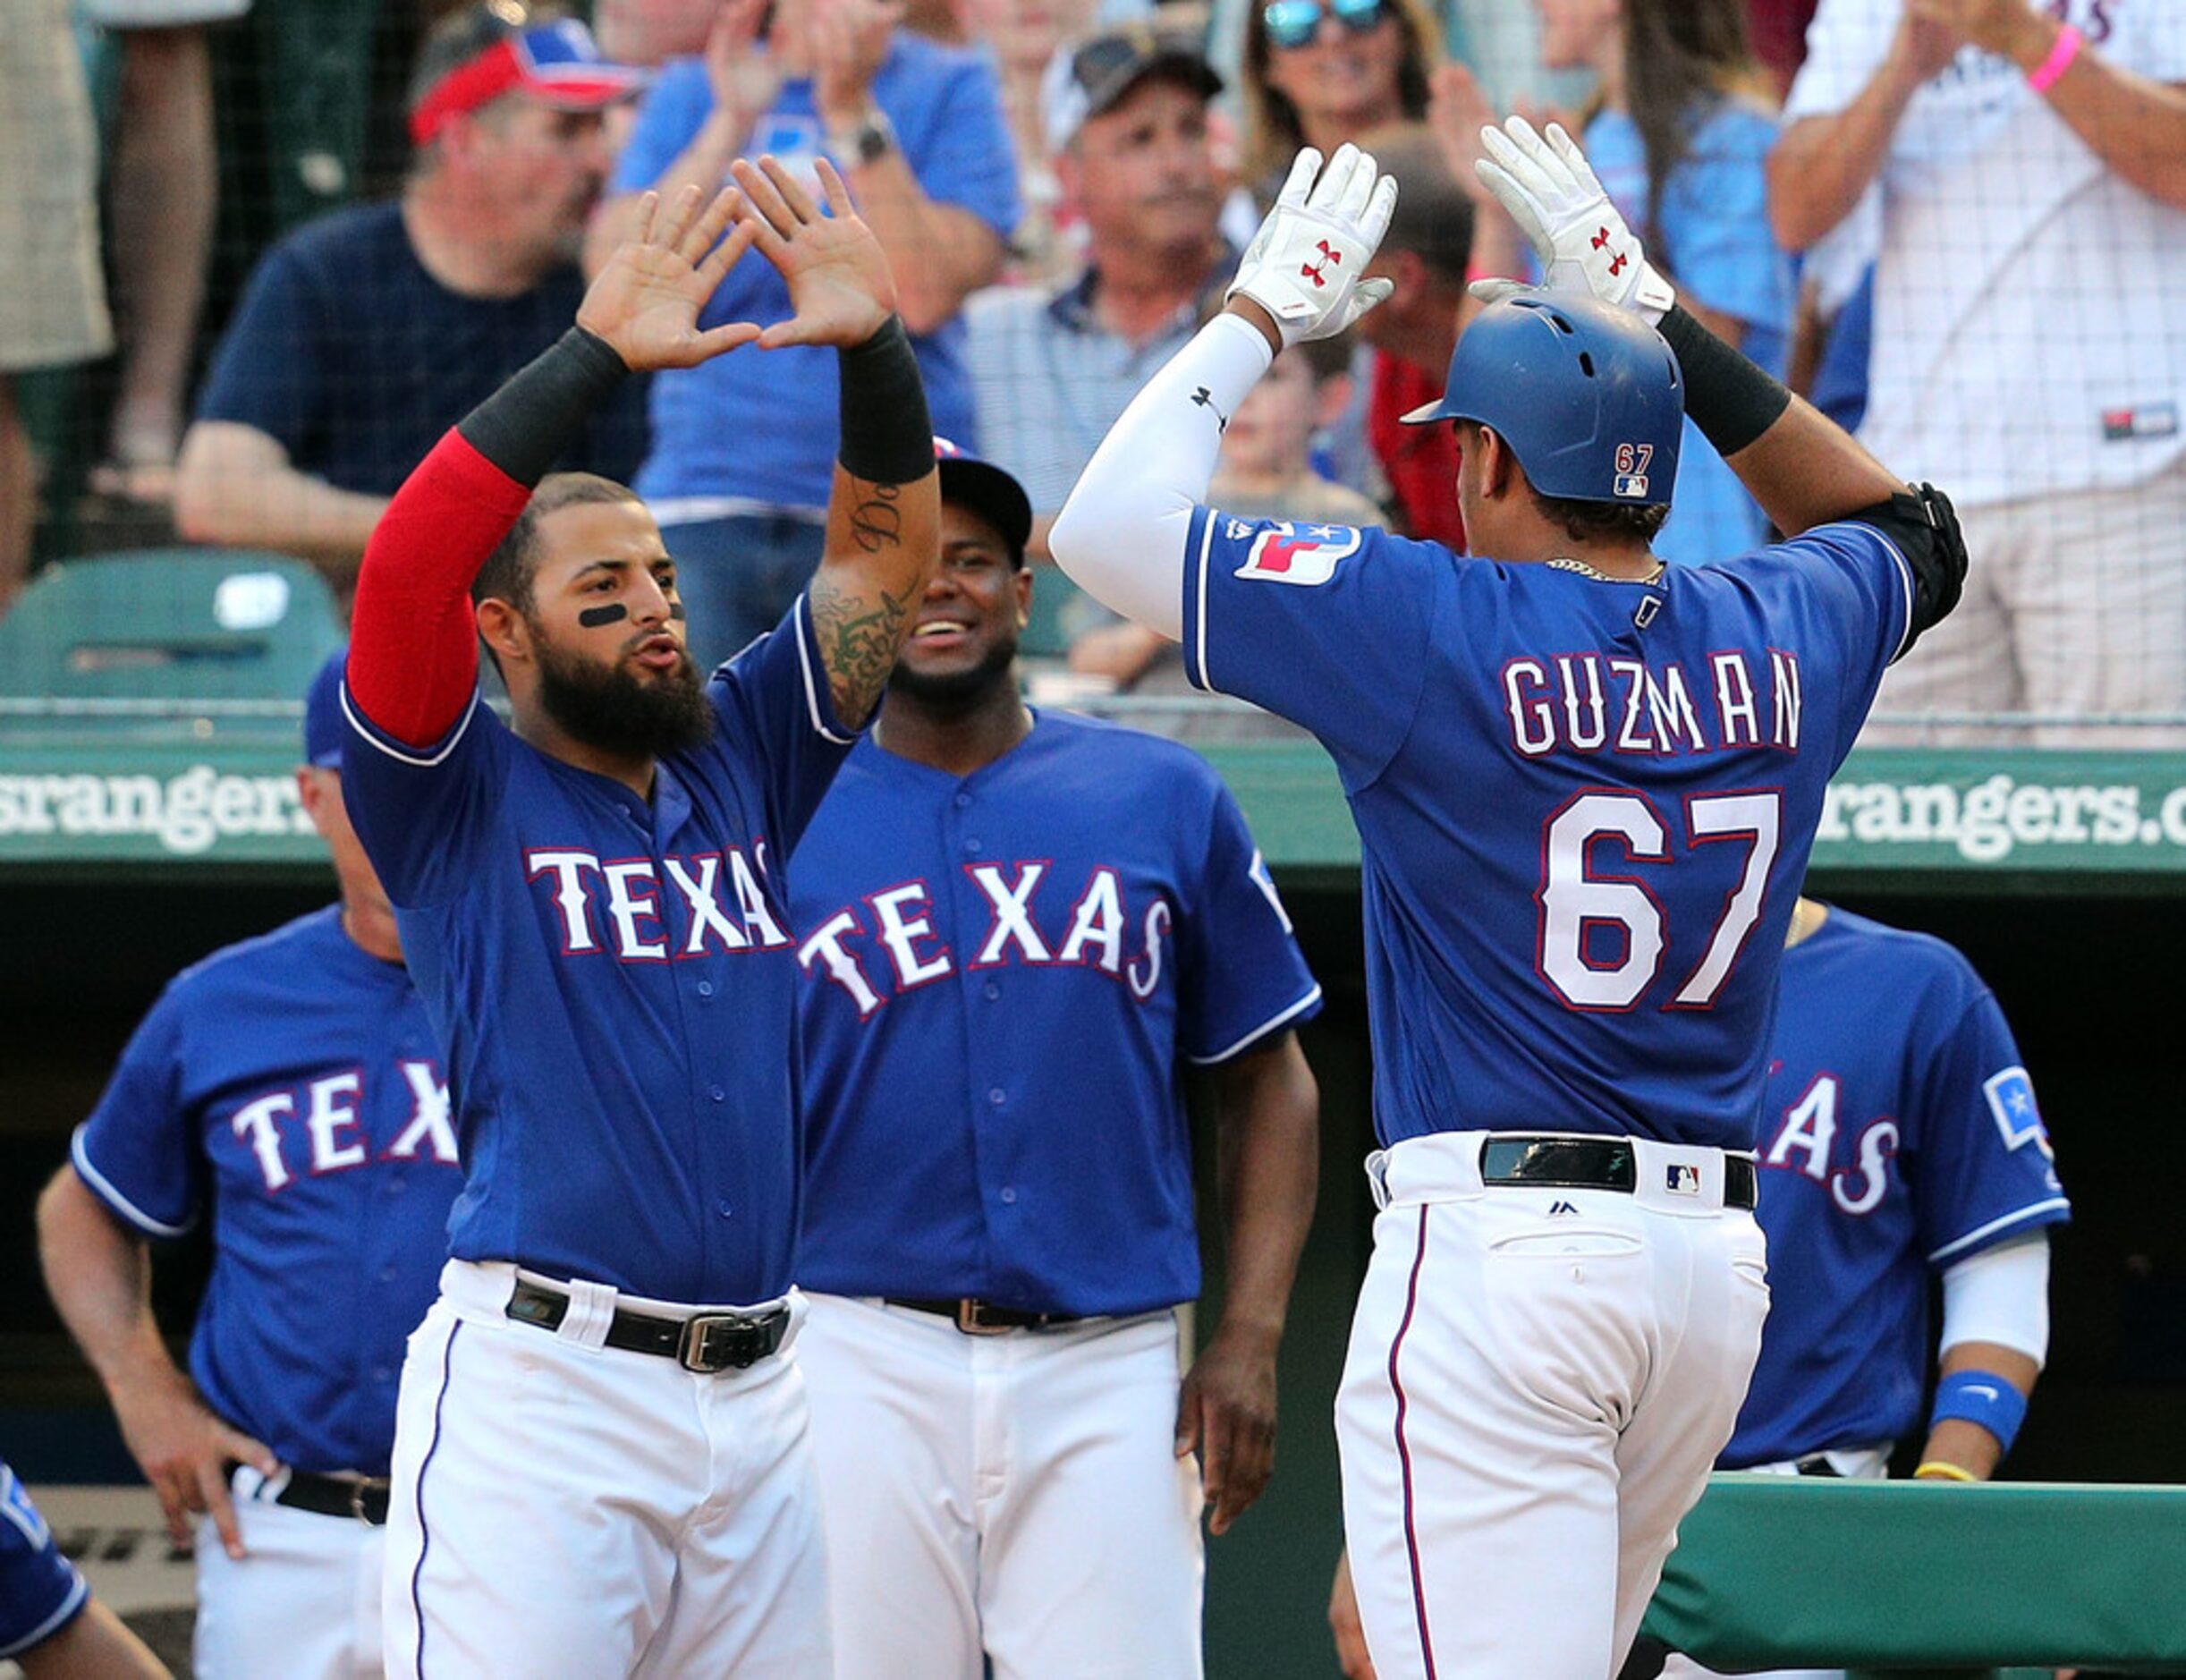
[272,1469,390,1526]
[1479,1134,1757,1210]
[885,1297,1083,1336]
[505,1277,790,1373]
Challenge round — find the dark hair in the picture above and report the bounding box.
[1536,493,1671,547]
[1240,0,1440,187]
[472,471,644,613]
[1619,0,1770,245]
[1293,331,1356,384]
[1357,122,1474,285]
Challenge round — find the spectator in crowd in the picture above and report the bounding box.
[0,0,114,615]
[79,0,230,507]
[595,0,1017,667]
[174,5,648,594]
[593,0,716,64]
[967,0,1103,282]
[1539,0,1794,566]
[1769,0,2186,745]
[967,26,1229,552]
[1239,0,1440,192]
[1350,122,1474,549]
[1071,335,1378,705]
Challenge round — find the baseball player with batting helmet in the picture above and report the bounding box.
[1,1457,168,1677]
[1049,116,1969,1677]
[788,440,1325,1677]
[36,649,456,1680]
[340,163,936,1677]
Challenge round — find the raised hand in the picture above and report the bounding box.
[731,154,899,348]
[577,183,764,369]
[1475,115,1677,321]
[1227,144,1401,352]
[703,0,784,141]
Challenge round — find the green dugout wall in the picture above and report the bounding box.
[4,714,2184,1674]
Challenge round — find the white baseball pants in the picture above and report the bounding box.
[1335,1133,1770,1680]
[193,1472,383,1679]
[796,1293,1205,1680]
[380,1260,830,1680]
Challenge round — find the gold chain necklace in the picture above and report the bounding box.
[1546,556,1668,585]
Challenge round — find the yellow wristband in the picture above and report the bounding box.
[1914,1461,1978,1482]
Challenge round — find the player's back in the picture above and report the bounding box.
[1180,508,1914,1150]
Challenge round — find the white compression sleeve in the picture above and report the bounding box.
[1048,310,1275,641]
[1938,1235,2052,1368]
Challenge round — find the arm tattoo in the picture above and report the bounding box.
[850,481,903,554]
[809,570,911,727]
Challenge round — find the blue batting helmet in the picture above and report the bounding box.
[1401,290,1683,507]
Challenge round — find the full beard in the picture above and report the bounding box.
[534,630,716,759]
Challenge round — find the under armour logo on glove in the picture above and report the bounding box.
[1477,118,1675,322]
[1225,144,1398,349]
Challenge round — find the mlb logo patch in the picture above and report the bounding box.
[1665,1163,1701,1196]
[1234,522,1361,587]
[1984,1066,2052,1156]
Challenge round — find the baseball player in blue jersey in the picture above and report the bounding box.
[1640,895,2070,1680]
[338,165,937,1677]
[789,441,1324,1677]
[1049,117,1969,1678]
[1,1458,167,1677]
[36,649,454,1680]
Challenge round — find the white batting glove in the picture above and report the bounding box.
[1475,116,1675,322]
[1227,144,1400,350]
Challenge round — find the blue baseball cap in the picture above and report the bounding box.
[935,437,1034,566]
[304,648,348,768]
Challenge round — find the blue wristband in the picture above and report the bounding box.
[1929,1370,2029,1456]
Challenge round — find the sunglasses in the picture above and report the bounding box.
[1262,0,1388,50]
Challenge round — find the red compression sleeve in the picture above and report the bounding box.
[347,431,530,747]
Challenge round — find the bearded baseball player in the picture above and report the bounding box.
[788,441,1324,1678]
[338,165,937,1677]
[36,649,455,1680]
[1048,120,1969,1678]
[2,1458,168,1678]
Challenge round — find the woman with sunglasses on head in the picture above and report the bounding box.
[1538,0,1794,566]
[1241,0,1442,195]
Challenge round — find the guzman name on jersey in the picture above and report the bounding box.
[1502,649,1804,759]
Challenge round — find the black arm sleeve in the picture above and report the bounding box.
[1656,303,1792,460]
[835,316,934,485]
[1843,482,1969,655]
[456,327,631,489]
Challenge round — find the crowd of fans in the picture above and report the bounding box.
[6,0,2183,742]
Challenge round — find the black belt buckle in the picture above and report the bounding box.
[676,1311,780,1373]
[351,1479,391,1524]
[1480,1135,1637,1192]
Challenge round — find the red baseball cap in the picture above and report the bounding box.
[409,12,645,146]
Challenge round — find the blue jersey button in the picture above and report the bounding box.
[716,1201,733,1219]
[984,982,1001,1002]
[698,980,715,998]
[987,1087,1005,1106]
[708,1084,725,1102]
[386,1176,406,1195]
[999,1186,1017,1204]
[965,838,983,854]
[954,793,972,809]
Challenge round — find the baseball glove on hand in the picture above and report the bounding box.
[1228,143,1400,350]
[1475,116,1676,322]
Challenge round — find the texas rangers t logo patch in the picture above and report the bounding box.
[1235,522,1361,586]
[1983,1066,2052,1157]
